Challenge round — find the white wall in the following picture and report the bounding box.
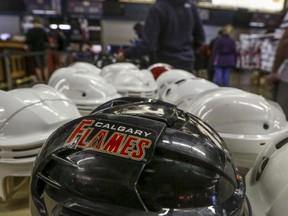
[101,19,252,48]
[203,25,221,43]
[0,15,20,34]
[101,20,227,47]
[101,19,139,48]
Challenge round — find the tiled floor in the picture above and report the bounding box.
[196,68,272,100]
[230,69,272,99]
[0,69,271,215]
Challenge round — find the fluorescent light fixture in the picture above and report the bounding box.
[83,1,90,6]
[119,0,154,2]
[50,24,58,29]
[211,0,285,12]
[32,10,57,15]
[49,24,71,30]
[91,44,102,53]
[88,26,101,31]
[249,22,265,27]
[59,24,71,30]
[0,33,12,41]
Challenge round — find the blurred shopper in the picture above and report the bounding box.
[25,17,49,83]
[269,28,288,119]
[212,25,237,86]
[130,22,151,68]
[56,29,68,67]
[193,43,211,76]
[116,0,205,72]
[132,22,144,45]
[207,28,223,81]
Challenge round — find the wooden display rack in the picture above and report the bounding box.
[0,40,36,90]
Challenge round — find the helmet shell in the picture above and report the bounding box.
[187,87,288,168]
[161,78,219,110]
[100,62,139,81]
[69,61,101,75]
[0,84,81,200]
[48,67,121,116]
[147,62,173,80]
[30,97,245,216]
[102,66,158,99]
[156,69,195,98]
[246,129,288,216]
[0,84,80,146]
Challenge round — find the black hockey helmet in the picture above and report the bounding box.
[30,97,246,216]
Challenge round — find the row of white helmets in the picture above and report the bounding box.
[48,61,219,113]
[48,61,158,116]
[0,61,288,215]
[48,61,288,167]
[0,84,81,201]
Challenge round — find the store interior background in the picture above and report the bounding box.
[0,0,286,54]
[0,0,287,215]
[0,0,285,97]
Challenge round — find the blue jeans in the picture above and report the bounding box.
[214,66,232,86]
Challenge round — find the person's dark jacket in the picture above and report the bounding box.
[26,27,49,52]
[124,0,205,71]
[212,35,237,67]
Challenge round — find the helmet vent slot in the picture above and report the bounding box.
[255,156,269,181]
[0,143,42,159]
[12,145,41,152]
[174,79,186,85]
[13,154,38,159]
[165,88,171,96]
[263,123,269,130]
[275,137,288,149]
[34,149,81,198]
[36,172,61,189]
[51,153,80,168]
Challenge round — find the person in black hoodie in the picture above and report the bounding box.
[116,0,205,72]
[26,17,49,83]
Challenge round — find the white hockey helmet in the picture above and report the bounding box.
[102,67,158,99]
[100,62,139,81]
[48,67,121,116]
[187,87,288,169]
[0,84,81,201]
[161,78,219,110]
[147,62,173,79]
[246,128,288,216]
[156,69,195,99]
[69,61,101,75]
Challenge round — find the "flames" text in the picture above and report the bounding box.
[65,119,152,161]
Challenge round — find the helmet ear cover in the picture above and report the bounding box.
[30,98,246,216]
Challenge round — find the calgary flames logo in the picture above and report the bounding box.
[65,119,154,161]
